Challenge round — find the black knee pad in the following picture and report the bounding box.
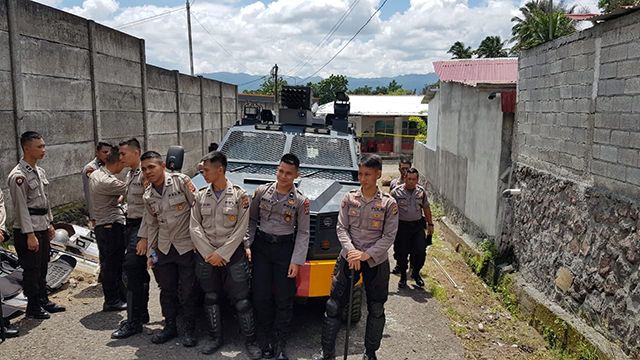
[204,292,219,306]
[235,298,251,313]
[325,298,340,318]
[368,302,385,318]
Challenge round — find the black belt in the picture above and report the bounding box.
[256,229,294,244]
[399,219,422,225]
[27,208,48,216]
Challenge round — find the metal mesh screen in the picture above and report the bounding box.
[290,135,353,167]
[222,131,287,162]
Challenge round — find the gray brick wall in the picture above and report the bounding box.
[516,9,640,199]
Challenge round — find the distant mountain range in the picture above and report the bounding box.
[201,72,439,93]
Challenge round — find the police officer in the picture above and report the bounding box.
[390,157,411,276]
[89,146,128,311]
[1,190,19,338]
[312,154,399,360]
[82,142,112,225]
[190,151,261,358]
[391,168,433,288]
[7,131,66,319]
[139,151,198,347]
[246,153,310,360]
[111,138,151,339]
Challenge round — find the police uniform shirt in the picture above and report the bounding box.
[140,172,196,256]
[190,180,250,262]
[389,177,403,191]
[391,184,430,222]
[0,190,6,233]
[89,167,127,226]
[336,188,399,267]
[82,158,101,219]
[125,167,146,220]
[7,159,53,233]
[246,182,310,265]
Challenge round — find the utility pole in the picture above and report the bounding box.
[186,0,194,76]
[271,64,279,105]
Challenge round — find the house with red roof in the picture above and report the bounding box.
[414,58,518,239]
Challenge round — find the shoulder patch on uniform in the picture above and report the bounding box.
[241,193,250,208]
[391,203,398,215]
[183,177,196,193]
[15,176,25,186]
[303,198,310,214]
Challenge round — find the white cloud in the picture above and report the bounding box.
[35,0,64,7]
[49,0,601,78]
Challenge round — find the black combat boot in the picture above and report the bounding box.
[398,272,407,288]
[262,343,275,359]
[235,301,262,360]
[311,350,334,360]
[103,299,127,312]
[182,319,197,347]
[412,272,425,287]
[201,305,223,355]
[112,291,143,339]
[363,351,378,360]
[39,295,66,313]
[1,318,19,338]
[26,298,50,320]
[275,339,288,360]
[151,318,178,344]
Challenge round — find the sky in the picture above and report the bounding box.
[35,0,600,79]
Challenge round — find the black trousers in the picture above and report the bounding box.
[95,223,126,304]
[153,245,197,322]
[251,234,296,343]
[395,220,427,276]
[195,247,251,304]
[13,230,50,299]
[123,219,150,320]
[321,256,390,354]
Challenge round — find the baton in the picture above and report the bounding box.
[343,267,355,360]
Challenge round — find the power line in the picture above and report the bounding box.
[301,0,388,82]
[115,7,185,29]
[237,75,269,87]
[288,0,362,77]
[191,12,234,58]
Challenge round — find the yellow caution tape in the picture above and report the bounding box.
[360,131,423,139]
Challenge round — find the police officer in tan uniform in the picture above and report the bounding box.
[190,151,261,358]
[246,153,310,360]
[390,157,411,276]
[7,131,65,319]
[112,138,151,339]
[82,141,112,225]
[313,154,399,360]
[391,168,433,288]
[1,190,20,338]
[89,146,128,312]
[139,151,198,347]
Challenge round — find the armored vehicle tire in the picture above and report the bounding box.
[341,285,363,323]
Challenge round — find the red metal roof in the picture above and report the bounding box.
[566,13,600,21]
[433,58,518,87]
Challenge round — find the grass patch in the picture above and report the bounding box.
[496,274,519,317]
[427,277,447,302]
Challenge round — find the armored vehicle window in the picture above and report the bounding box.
[291,135,353,168]
[221,131,286,162]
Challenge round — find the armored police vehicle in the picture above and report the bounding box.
[192,86,363,321]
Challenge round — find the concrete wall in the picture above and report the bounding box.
[506,9,640,356]
[0,0,237,220]
[415,82,510,238]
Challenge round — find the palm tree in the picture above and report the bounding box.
[447,41,474,59]
[510,0,577,53]
[476,36,509,58]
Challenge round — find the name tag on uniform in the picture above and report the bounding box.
[370,220,382,229]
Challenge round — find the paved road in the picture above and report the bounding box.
[1,252,464,360]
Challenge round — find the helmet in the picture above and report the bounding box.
[52,228,70,246]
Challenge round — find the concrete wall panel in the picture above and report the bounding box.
[21,111,93,145]
[17,1,88,49]
[0,0,7,31]
[0,31,10,71]
[147,65,175,91]
[46,174,84,206]
[203,96,221,113]
[99,111,144,140]
[147,89,177,112]
[94,24,140,62]
[39,142,94,178]
[147,111,178,134]
[22,75,92,111]
[98,83,142,111]
[178,74,199,95]
[221,83,236,98]
[19,36,90,79]
[179,93,201,113]
[148,133,178,153]
[202,79,220,96]
[180,113,201,132]
[95,54,141,87]
[0,70,12,110]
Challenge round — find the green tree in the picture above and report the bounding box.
[476,36,509,58]
[510,0,577,53]
[351,85,373,95]
[598,0,640,12]
[408,116,427,142]
[243,76,288,95]
[309,74,349,104]
[447,41,474,59]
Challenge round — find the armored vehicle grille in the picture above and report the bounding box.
[290,135,353,167]
[222,131,286,162]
